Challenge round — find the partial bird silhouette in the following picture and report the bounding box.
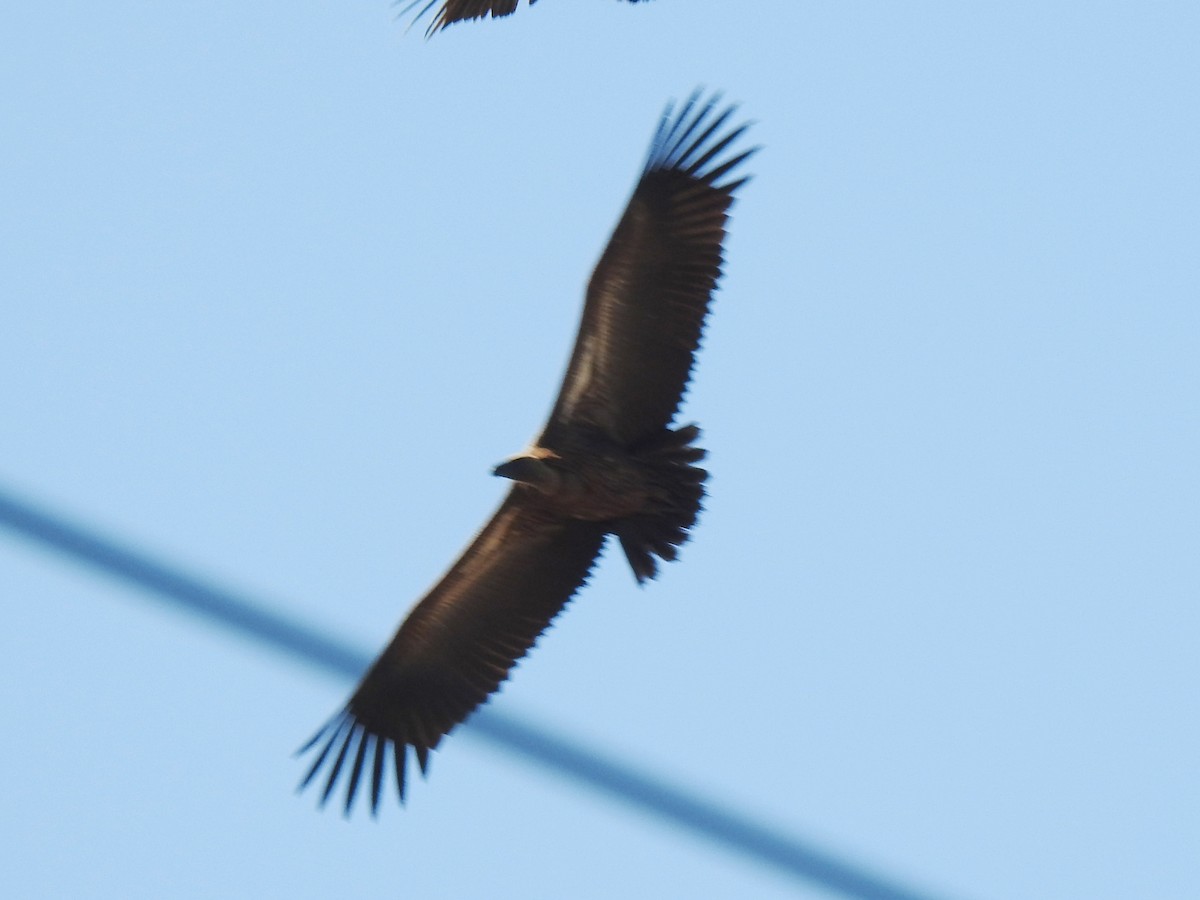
[298,91,755,814]
[399,0,647,36]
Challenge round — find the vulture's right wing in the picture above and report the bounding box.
[299,493,605,814]
[539,93,755,449]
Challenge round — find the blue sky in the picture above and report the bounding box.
[2,2,1198,898]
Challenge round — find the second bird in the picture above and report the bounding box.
[401,0,648,35]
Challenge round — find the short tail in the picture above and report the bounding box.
[618,424,708,584]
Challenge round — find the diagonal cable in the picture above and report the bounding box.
[0,485,957,900]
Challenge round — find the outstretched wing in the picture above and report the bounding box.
[399,0,645,37]
[299,492,605,814]
[539,91,756,450]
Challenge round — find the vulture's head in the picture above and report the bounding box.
[492,454,563,494]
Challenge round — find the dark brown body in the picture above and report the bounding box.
[498,424,708,581]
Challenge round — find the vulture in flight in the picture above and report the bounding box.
[299,91,755,814]
[400,0,646,35]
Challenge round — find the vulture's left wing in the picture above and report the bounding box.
[299,493,605,814]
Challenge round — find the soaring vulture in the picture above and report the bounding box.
[299,92,755,813]
[400,0,646,36]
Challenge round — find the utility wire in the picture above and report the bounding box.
[0,486,955,900]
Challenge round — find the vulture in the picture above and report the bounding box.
[400,0,646,36]
[299,91,755,814]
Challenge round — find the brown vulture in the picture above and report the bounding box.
[400,0,647,36]
[299,91,755,814]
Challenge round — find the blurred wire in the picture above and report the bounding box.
[1,485,957,900]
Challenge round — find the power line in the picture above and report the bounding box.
[0,485,956,900]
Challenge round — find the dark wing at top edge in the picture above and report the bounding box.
[539,90,756,450]
[397,0,523,36]
[298,491,606,815]
[398,0,649,37]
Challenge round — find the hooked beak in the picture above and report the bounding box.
[492,459,523,480]
[491,455,560,494]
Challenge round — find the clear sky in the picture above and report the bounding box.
[2,2,1198,898]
